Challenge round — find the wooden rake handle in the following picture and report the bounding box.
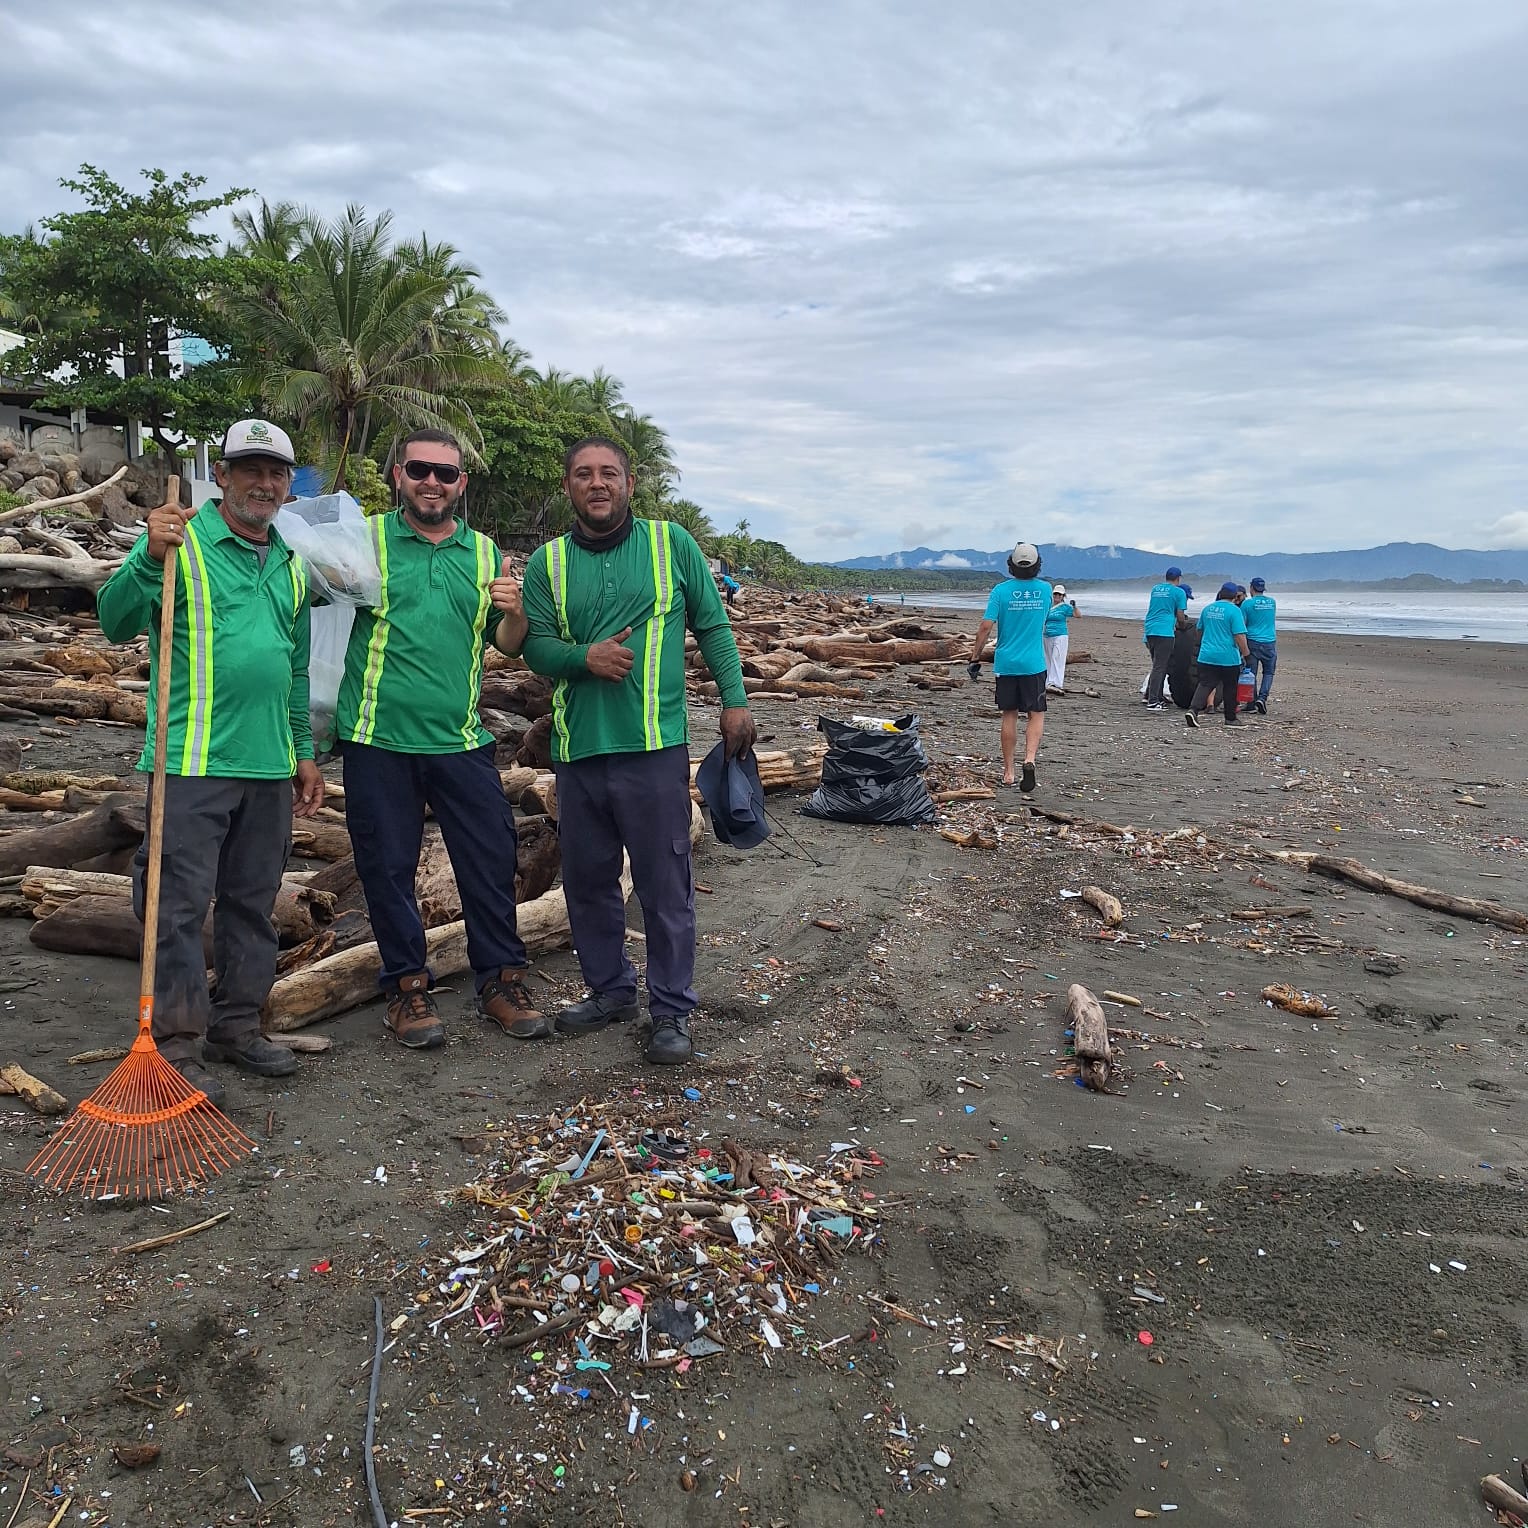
[139,474,183,1012]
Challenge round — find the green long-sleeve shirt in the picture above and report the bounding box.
[520,518,747,763]
[336,510,501,753]
[97,501,313,778]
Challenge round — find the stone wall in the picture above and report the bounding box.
[0,437,181,525]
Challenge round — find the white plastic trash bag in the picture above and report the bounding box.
[275,493,381,607]
[307,603,354,758]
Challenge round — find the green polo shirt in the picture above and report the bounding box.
[336,510,500,753]
[97,501,312,779]
[520,517,748,764]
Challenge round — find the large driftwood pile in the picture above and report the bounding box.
[688,591,970,702]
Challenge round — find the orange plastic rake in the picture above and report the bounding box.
[28,476,254,1199]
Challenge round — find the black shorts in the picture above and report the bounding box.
[995,673,1047,714]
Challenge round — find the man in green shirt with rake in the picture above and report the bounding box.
[97,419,326,1106]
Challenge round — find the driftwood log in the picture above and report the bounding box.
[686,744,826,798]
[265,806,702,1032]
[29,894,207,962]
[263,880,584,1032]
[1066,983,1113,1092]
[0,795,145,877]
[21,865,335,943]
[0,553,119,591]
[1080,885,1124,927]
[0,1062,69,1115]
[1481,1474,1528,1520]
[1275,851,1528,935]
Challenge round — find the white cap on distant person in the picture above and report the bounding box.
[1053,583,1067,596]
[221,418,296,467]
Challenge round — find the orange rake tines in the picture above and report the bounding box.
[27,473,255,1200]
[26,999,255,1199]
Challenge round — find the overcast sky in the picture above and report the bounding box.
[6,1,1528,560]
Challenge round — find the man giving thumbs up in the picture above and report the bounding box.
[336,429,549,1051]
[508,437,753,1066]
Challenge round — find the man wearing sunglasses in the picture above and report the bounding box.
[335,428,545,1051]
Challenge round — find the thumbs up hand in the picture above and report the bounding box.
[489,555,523,618]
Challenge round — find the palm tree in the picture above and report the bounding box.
[605,410,677,495]
[655,498,716,541]
[528,366,590,414]
[230,199,307,263]
[226,205,509,489]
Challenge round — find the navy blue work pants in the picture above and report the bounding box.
[554,745,697,1019]
[342,742,525,991]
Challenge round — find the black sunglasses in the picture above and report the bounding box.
[402,459,463,485]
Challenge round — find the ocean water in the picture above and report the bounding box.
[893,586,1528,644]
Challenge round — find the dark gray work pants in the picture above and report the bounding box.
[132,775,291,1062]
[554,745,697,1019]
[1145,634,1176,704]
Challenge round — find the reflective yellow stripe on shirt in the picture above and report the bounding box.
[286,554,306,771]
[353,516,391,743]
[178,522,215,776]
[461,532,496,748]
[547,536,573,761]
[641,520,675,750]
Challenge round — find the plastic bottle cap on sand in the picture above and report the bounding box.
[1138,1331,1154,1346]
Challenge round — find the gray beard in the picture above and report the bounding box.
[225,498,278,534]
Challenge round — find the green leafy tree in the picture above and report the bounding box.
[0,165,253,459]
[226,205,509,490]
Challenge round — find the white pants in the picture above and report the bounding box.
[1044,634,1068,691]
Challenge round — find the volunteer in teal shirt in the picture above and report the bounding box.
[1242,576,1277,713]
[1186,583,1250,727]
[1043,584,1076,693]
[969,540,1052,793]
[1142,566,1189,708]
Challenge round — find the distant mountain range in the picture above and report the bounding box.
[831,541,1528,585]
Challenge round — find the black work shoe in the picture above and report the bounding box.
[643,1013,694,1066]
[1020,760,1037,794]
[1185,711,1199,729]
[1254,699,1268,715]
[203,1034,299,1078]
[168,1058,227,1108]
[555,992,640,1036]
[386,972,446,1050]
[1224,717,1243,727]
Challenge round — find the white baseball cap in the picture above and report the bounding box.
[1053,583,1067,596]
[1009,540,1040,568]
[221,419,296,466]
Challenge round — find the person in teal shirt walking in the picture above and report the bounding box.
[968,540,1051,793]
[1043,584,1077,693]
[1242,576,1277,713]
[1186,583,1250,727]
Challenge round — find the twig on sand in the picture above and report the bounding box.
[115,1210,231,1256]
[863,1293,937,1330]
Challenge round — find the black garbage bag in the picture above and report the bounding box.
[1166,625,1199,710]
[800,714,937,826]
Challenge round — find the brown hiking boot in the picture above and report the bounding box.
[385,972,445,1050]
[477,968,550,1039]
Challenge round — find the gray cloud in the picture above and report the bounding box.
[6,0,1528,559]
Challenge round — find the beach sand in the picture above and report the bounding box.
[2,614,1525,1526]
